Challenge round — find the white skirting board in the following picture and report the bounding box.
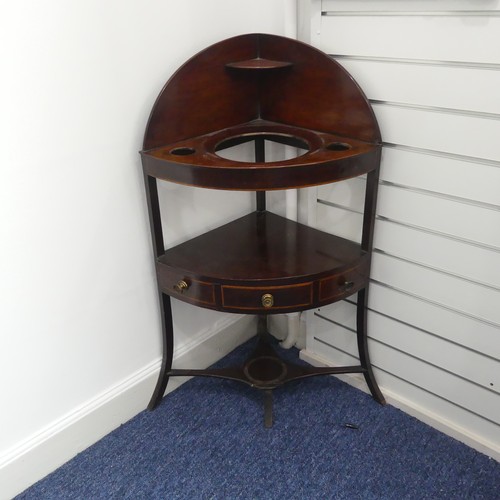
[0,315,256,500]
[300,348,500,463]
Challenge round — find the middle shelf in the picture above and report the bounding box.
[156,210,369,314]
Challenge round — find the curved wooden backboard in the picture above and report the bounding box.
[143,34,380,150]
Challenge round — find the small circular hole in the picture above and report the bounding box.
[326,142,351,151]
[170,147,195,156]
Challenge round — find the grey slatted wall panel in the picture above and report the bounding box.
[302,0,500,458]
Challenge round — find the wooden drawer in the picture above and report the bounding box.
[319,265,368,303]
[156,265,216,307]
[221,283,313,312]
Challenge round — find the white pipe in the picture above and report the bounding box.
[280,312,301,349]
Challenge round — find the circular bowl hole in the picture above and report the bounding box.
[170,147,195,156]
[214,133,310,163]
[326,142,351,151]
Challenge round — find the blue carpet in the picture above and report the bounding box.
[18,338,500,499]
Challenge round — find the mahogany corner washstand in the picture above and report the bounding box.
[140,34,386,426]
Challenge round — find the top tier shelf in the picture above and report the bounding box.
[141,33,381,191]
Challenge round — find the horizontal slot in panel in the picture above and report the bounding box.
[316,202,362,242]
[316,305,500,393]
[374,341,500,425]
[319,148,500,208]
[377,184,500,249]
[369,283,500,360]
[380,148,500,207]
[313,314,359,361]
[309,333,500,449]
[371,252,500,325]
[320,15,500,64]
[317,177,366,211]
[371,368,500,452]
[316,299,357,327]
[374,219,500,289]
[309,328,500,447]
[316,284,500,360]
[335,58,500,115]
[322,1,500,12]
[313,316,500,424]
[373,104,500,162]
[317,184,500,250]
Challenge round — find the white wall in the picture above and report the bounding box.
[300,0,500,460]
[0,1,291,496]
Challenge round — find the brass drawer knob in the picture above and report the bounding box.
[261,293,274,308]
[174,280,189,293]
[342,281,354,291]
